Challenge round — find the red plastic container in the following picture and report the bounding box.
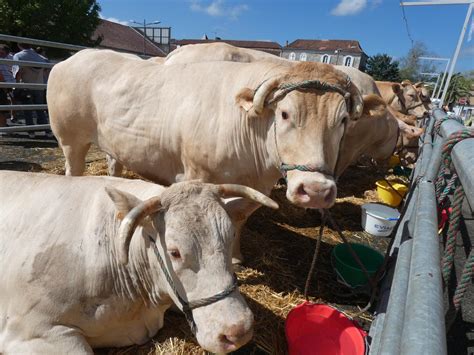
[285,302,367,355]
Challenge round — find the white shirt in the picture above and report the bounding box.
[12,49,48,84]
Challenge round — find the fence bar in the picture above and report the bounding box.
[0,58,54,69]
[0,124,50,133]
[400,180,446,355]
[0,104,48,111]
[0,34,86,51]
[451,140,474,209]
[376,239,413,355]
[425,137,444,182]
[0,83,47,90]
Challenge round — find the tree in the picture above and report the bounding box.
[365,54,401,81]
[442,73,472,106]
[0,0,102,56]
[399,41,431,82]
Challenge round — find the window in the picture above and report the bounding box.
[299,52,307,61]
[289,52,296,61]
[321,54,330,64]
[344,56,354,67]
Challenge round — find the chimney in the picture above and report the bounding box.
[285,40,288,47]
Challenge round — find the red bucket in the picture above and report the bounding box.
[285,302,367,355]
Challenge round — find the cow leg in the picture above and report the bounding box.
[106,154,123,177]
[62,143,91,176]
[7,325,93,354]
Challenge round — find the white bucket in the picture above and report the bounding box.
[361,203,400,237]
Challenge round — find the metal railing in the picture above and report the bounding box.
[0,34,87,133]
[369,109,474,354]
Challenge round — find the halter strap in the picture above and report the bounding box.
[149,236,238,334]
[266,78,351,180]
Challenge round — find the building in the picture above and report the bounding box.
[281,39,368,70]
[171,38,281,56]
[92,19,167,57]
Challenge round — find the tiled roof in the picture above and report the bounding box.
[284,39,364,54]
[173,39,281,55]
[93,19,166,57]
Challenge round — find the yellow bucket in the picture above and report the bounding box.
[388,155,401,168]
[376,180,408,207]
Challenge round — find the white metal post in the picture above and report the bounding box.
[440,2,473,105]
[401,1,474,105]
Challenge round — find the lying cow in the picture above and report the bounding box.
[0,171,278,354]
[48,49,369,263]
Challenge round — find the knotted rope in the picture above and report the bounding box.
[434,128,474,309]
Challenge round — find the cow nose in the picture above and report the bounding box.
[296,182,336,207]
[323,185,336,205]
[219,324,253,351]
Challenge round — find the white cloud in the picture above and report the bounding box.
[190,0,248,19]
[331,0,381,16]
[331,0,367,16]
[99,14,129,25]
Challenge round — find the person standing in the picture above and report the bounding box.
[0,44,15,128]
[12,43,48,137]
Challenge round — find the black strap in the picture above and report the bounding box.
[148,236,238,334]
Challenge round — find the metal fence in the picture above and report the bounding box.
[0,34,86,134]
[369,108,474,354]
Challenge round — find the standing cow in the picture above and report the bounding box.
[159,43,421,174]
[0,171,278,354]
[48,49,370,263]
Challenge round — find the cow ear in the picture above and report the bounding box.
[401,80,412,87]
[235,88,254,112]
[414,82,423,88]
[221,197,261,225]
[105,186,143,221]
[392,83,402,94]
[361,94,387,120]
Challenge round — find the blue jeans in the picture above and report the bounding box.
[21,90,48,125]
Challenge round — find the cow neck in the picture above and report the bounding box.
[107,226,166,308]
[148,236,238,335]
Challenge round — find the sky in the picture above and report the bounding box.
[99,0,474,73]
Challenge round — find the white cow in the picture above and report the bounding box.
[48,49,369,263]
[160,44,422,174]
[0,171,278,354]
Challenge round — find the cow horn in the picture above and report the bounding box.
[253,78,281,114]
[118,196,162,264]
[218,184,279,210]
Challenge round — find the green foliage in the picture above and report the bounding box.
[365,54,401,81]
[0,0,102,56]
[443,73,472,106]
[399,41,430,82]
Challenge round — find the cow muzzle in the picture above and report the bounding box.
[193,294,254,353]
[286,170,337,209]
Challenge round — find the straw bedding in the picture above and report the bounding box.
[5,142,401,355]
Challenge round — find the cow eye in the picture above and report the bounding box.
[341,115,348,125]
[169,249,181,259]
[281,111,289,120]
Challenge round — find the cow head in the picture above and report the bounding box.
[414,81,433,110]
[335,94,399,176]
[106,182,279,353]
[390,81,428,118]
[235,62,363,209]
